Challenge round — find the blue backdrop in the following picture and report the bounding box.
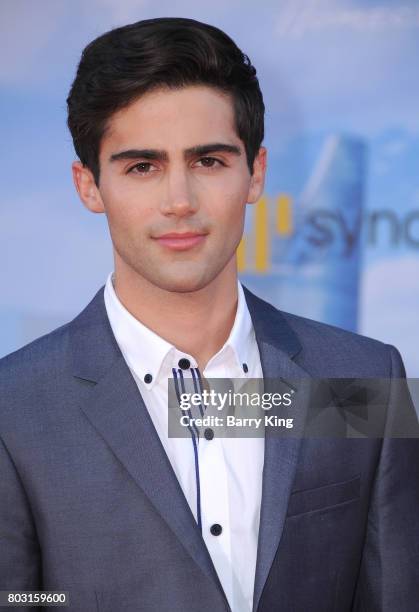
[1,0,418,375]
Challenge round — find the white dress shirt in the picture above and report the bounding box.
[104,272,264,612]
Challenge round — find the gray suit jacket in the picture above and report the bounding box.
[0,285,418,611]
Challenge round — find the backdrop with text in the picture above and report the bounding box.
[1,0,418,374]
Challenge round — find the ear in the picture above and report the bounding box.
[72,161,105,213]
[247,146,267,204]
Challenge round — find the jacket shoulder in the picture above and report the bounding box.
[242,286,400,377]
[281,309,398,377]
[0,321,71,385]
[0,286,105,384]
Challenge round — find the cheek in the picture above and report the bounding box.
[211,197,246,254]
[217,187,247,226]
[215,174,250,219]
[101,185,154,230]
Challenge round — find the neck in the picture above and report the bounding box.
[112,258,239,372]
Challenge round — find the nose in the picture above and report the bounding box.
[159,165,199,217]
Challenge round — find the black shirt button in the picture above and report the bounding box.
[178,358,191,370]
[210,523,222,536]
[204,428,214,440]
[144,373,153,383]
[242,363,248,373]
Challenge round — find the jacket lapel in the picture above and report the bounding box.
[68,287,228,605]
[68,283,312,612]
[242,287,312,612]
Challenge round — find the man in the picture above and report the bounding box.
[0,16,418,612]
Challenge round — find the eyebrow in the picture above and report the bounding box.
[109,143,242,163]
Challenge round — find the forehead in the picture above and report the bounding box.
[101,85,240,152]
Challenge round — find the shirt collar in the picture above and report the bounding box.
[104,272,253,389]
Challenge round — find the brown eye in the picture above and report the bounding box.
[196,157,223,168]
[128,162,154,174]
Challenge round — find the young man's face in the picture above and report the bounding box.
[73,84,266,293]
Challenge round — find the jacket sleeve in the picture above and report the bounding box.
[352,345,419,610]
[0,434,41,611]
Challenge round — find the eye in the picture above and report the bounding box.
[195,157,224,169]
[127,162,156,175]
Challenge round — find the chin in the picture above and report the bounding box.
[161,280,208,294]
[153,273,214,294]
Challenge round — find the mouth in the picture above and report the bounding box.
[153,232,208,251]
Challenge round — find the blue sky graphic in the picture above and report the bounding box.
[1,0,418,373]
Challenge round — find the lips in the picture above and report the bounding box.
[153,231,208,251]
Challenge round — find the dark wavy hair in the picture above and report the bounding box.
[67,17,265,185]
